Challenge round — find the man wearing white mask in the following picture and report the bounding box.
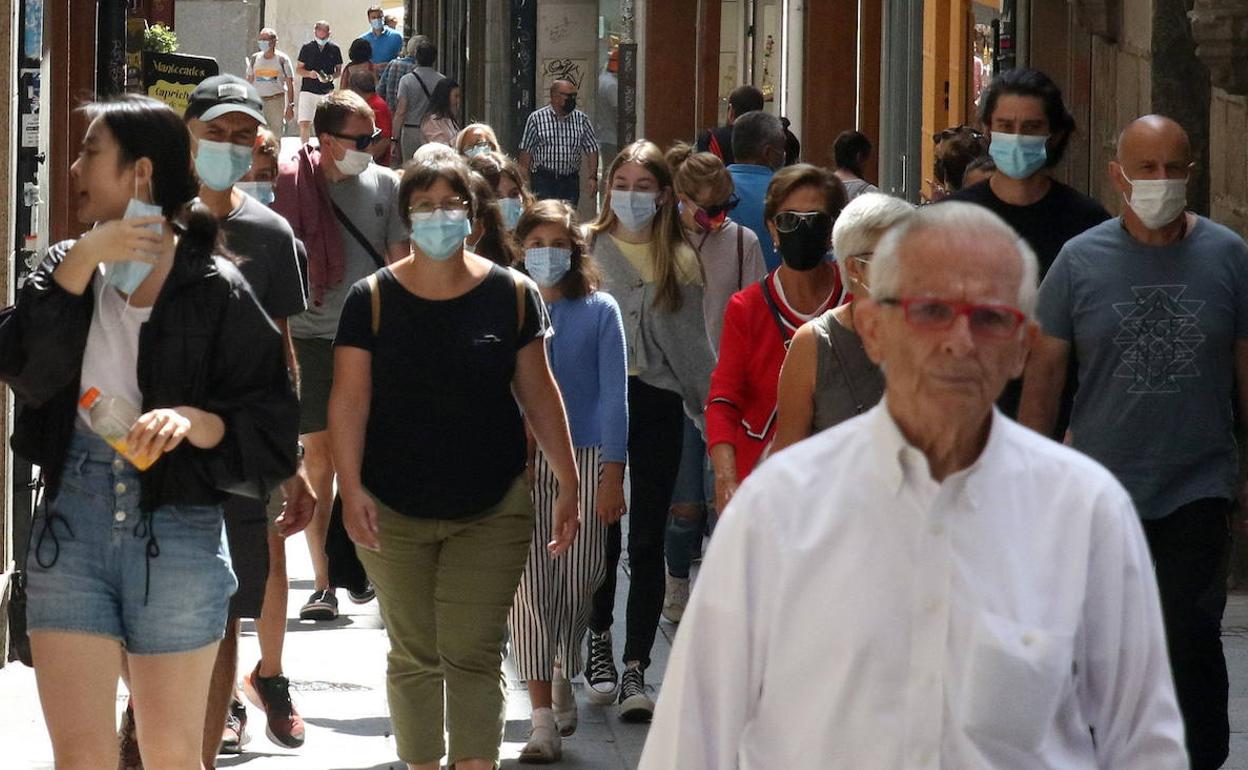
[273,90,409,627]
[1020,114,1248,770]
[946,67,1109,421]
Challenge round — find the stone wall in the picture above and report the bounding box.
[1210,90,1248,238]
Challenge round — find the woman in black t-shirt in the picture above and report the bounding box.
[329,154,580,770]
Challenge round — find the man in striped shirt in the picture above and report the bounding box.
[519,80,600,206]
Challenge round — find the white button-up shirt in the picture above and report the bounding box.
[639,402,1187,770]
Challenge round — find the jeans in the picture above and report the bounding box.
[1142,496,1232,770]
[589,377,684,669]
[665,415,714,580]
[531,168,581,207]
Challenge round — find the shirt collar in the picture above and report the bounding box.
[727,163,774,176]
[868,398,1005,507]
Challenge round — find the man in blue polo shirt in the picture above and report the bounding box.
[360,4,402,65]
[727,111,788,271]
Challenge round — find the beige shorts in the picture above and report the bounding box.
[297,91,325,124]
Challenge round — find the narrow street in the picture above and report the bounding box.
[0,526,671,769]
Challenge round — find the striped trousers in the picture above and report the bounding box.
[509,445,608,681]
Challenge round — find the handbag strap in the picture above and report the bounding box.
[759,276,793,350]
[736,224,745,290]
[330,199,386,270]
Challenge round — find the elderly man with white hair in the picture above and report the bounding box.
[638,202,1187,770]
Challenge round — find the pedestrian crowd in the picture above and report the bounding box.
[1,15,1242,770]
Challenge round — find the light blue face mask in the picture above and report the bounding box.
[370,18,384,31]
[195,139,254,192]
[498,197,524,231]
[524,246,572,287]
[411,210,471,261]
[988,132,1049,180]
[315,36,329,47]
[106,184,163,295]
[611,190,659,232]
[464,142,492,159]
[257,40,273,53]
[237,181,276,206]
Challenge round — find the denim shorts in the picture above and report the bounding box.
[25,431,238,655]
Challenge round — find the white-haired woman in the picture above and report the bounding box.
[772,192,913,451]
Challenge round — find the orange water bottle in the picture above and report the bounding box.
[78,387,156,470]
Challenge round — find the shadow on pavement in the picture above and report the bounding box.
[303,715,393,737]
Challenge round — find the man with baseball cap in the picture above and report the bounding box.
[185,73,316,765]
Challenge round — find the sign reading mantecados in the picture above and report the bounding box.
[142,52,219,113]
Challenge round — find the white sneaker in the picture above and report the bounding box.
[519,708,562,764]
[585,630,619,705]
[662,574,691,624]
[552,663,578,736]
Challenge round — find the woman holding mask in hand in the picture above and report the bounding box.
[0,95,298,768]
[329,154,580,770]
[705,164,846,513]
[583,140,715,721]
[509,199,628,761]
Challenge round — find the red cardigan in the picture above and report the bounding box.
[706,268,845,481]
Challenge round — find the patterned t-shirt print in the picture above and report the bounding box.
[1112,284,1206,394]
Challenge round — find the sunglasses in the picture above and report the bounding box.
[701,193,740,219]
[773,210,830,234]
[331,127,383,151]
[877,297,1026,339]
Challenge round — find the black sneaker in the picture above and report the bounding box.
[348,583,376,604]
[299,588,338,621]
[219,697,250,754]
[585,630,618,706]
[243,663,306,749]
[618,663,654,722]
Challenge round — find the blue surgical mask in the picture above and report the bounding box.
[105,190,163,295]
[988,132,1049,180]
[315,36,329,47]
[411,210,471,261]
[524,246,572,287]
[370,18,384,31]
[258,40,273,53]
[465,142,492,159]
[498,197,524,231]
[237,181,276,206]
[195,139,254,192]
[611,190,659,232]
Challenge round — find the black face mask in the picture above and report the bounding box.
[563,95,578,113]
[776,214,832,271]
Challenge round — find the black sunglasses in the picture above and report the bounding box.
[703,193,740,218]
[332,127,383,151]
[773,210,830,234]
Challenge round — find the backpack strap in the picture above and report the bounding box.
[367,273,381,336]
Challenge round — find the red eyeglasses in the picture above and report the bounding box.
[877,297,1026,339]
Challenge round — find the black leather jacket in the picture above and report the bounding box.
[1,239,300,511]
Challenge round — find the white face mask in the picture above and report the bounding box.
[335,146,374,177]
[1120,168,1188,230]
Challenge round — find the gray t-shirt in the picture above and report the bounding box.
[288,164,408,339]
[221,194,306,320]
[1038,216,1248,519]
[396,66,445,127]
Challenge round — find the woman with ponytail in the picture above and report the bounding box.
[0,95,298,767]
[582,140,715,722]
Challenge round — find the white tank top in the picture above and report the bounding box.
[75,270,153,430]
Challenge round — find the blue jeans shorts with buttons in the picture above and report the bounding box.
[25,430,238,655]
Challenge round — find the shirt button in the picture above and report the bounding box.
[115,511,127,522]
[112,458,125,471]
[115,482,127,494]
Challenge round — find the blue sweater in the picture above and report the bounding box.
[728,163,778,271]
[547,291,629,463]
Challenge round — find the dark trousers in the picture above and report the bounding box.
[1143,497,1232,770]
[589,377,684,669]
[531,168,580,207]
